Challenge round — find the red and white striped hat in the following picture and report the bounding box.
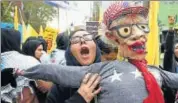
[103,1,148,29]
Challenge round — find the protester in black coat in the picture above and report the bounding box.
[46,29,102,103]
[163,30,178,72]
[163,30,178,103]
[22,38,50,103]
[1,28,20,103]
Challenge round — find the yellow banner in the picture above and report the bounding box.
[146,1,160,66]
[23,24,39,42]
[43,27,59,53]
[22,21,27,43]
[14,6,18,30]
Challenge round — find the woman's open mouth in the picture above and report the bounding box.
[80,47,90,57]
[128,42,146,54]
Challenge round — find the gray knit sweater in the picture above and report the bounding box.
[23,60,178,103]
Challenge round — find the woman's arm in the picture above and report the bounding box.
[159,69,178,89]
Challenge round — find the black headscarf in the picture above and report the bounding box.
[38,36,48,52]
[22,39,43,57]
[56,32,69,50]
[1,28,21,53]
[65,30,101,66]
[25,36,48,52]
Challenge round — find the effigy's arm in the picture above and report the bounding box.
[22,64,91,88]
[22,62,106,88]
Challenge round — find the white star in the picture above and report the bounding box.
[111,70,123,82]
[149,70,160,80]
[149,70,161,86]
[131,69,142,79]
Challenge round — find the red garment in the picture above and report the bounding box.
[129,59,165,103]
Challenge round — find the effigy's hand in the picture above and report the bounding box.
[15,68,24,76]
[77,73,101,103]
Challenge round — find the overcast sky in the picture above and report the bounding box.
[47,1,92,32]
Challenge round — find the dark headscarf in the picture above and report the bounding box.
[1,28,21,53]
[25,36,47,52]
[22,39,43,57]
[65,29,101,66]
[38,36,47,52]
[56,32,69,50]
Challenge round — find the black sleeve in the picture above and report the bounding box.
[1,68,17,88]
[65,92,86,103]
[46,84,65,103]
[46,84,86,103]
[163,30,176,72]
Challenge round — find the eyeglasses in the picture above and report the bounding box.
[70,34,93,44]
[109,23,150,38]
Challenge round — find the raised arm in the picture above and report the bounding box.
[163,30,176,72]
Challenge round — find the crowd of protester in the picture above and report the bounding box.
[1,26,118,103]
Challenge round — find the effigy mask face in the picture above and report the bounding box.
[106,14,149,60]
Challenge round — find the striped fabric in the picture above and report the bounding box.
[103,1,148,29]
[1,51,40,103]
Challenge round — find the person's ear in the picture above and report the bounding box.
[105,31,120,44]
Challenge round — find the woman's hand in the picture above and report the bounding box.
[36,80,53,93]
[77,73,101,103]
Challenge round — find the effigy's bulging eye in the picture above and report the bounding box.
[137,24,149,33]
[119,27,131,36]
